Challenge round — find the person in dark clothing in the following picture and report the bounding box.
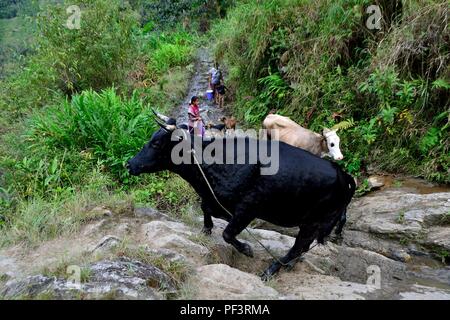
[215,81,227,109]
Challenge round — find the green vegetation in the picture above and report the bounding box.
[0,0,448,257]
[396,211,406,224]
[436,249,450,264]
[213,0,449,183]
[355,178,371,197]
[0,0,40,79]
[0,0,199,247]
[134,0,235,30]
[0,15,36,78]
[441,211,450,224]
[36,0,139,94]
[26,89,157,182]
[0,0,37,19]
[42,261,92,283]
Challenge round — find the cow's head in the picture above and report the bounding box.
[323,128,344,161]
[127,112,179,176]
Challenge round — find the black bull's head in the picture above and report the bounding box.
[126,110,179,176]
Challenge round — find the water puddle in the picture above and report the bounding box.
[376,176,450,195]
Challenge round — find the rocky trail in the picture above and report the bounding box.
[174,47,230,130]
[0,49,449,300]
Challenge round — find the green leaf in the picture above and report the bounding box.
[432,79,450,90]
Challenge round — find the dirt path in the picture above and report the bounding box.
[174,47,228,128]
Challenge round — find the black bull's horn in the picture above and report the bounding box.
[152,113,176,132]
[151,108,170,122]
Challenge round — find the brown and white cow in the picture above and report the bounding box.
[262,114,344,161]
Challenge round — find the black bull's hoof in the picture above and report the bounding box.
[261,261,282,281]
[239,242,254,258]
[261,257,304,281]
[201,226,213,235]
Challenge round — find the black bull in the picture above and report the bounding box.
[127,117,356,279]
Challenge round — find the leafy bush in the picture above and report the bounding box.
[0,0,140,120]
[0,1,201,247]
[145,31,195,76]
[137,0,235,30]
[0,0,38,18]
[36,0,139,95]
[0,0,19,19]
[26,88,157,182]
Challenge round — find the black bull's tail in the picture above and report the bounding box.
[317,164,356,243]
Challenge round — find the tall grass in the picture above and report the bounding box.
[0,168,128,246]
[26,88,157,182]
[144,31,195,80]
[0,1,203,250]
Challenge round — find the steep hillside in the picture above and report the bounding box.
[212,0,449,183]
[0,0,449,301]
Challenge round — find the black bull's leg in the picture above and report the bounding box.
[201,201,232,235]
[261,224,318,281]
[222,208,256,258]
[201,202,214,235]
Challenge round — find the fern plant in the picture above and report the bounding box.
[26,88,157,182]
[419,127,441,154]
[332,118,355,131]
[432,79,450,90]
[257,73,291,101]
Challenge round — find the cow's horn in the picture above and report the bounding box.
[151,108,170,122]
[154,116,176,132]
[154,116,167,128]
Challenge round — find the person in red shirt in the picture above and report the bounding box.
[188,96,205,137]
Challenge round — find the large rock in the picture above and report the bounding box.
[240,228,295,257]
[346,191,450,256]
[275,243,450,300]
[424,227,450,253]
[348,191,450,229]
[368,175,385,189]
[301,243,406,288]
[87,235,121,254]
[0,258,175,300]
[192,264,280,300]
[208,217,295,256]
[341,230,412,262]
[141,221,209,264]
[134,207,173,221]
[332,246,406,285]
[400,285,450,300]
[203,217,297,274]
